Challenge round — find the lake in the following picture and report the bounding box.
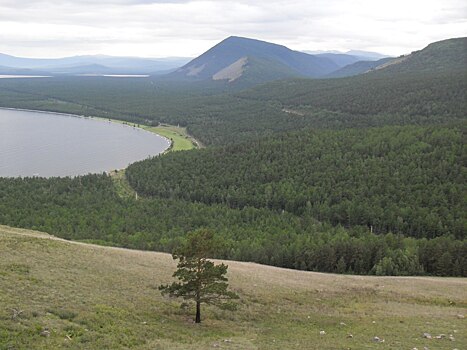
[0,109,169,177]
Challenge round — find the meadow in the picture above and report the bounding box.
[1,225,465,349]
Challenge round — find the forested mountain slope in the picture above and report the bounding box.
[0,168,465,276]
[238,38,467,119]
[325,57,392,78]
[127,125,466,240]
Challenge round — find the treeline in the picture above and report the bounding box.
[0,175,465,276]
[127,125,466,239]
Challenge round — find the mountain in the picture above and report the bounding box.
[325,57,393,78]
[0,65,50,76]
[305,50,389,62]
[346,50,389,60]
[169,36,339,84]
[313,53,361,68]
[0,53,191,75]
[323,37,466,78]
[373,37,467,74]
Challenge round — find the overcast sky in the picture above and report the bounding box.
[0,0,466,58]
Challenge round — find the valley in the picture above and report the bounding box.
[0,32,466,349]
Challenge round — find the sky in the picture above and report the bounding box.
[0,0,466,58]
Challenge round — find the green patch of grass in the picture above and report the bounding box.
[143,124,199,151]
[109,169,137,199]
[93,117,199,152]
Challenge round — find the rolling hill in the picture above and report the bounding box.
[1,225,466,349]
[169,36,340,84]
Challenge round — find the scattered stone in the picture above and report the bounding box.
[423,347,429,350]
[373,336,384,343]
[423,333,432,339]
[10,308,24,320]
[372,321,376,324]
[142,321,147,325]
[40,329,50,337]
[347,334,353,338]
[456,314,464,319]
[412,348,418,350]
[435,334,445,339]
[448,335,455,341]
[307,315,311,319]
[212,343,219,348]
[320,330,326,335]
[340,322,347,326]
[224,339,232,343]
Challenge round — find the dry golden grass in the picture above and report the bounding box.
[1,225,465,349]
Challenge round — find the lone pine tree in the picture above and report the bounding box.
[159,229,239,323]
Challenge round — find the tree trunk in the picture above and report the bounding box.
[195,301,201,323]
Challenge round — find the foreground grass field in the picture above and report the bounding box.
[1,225,465,350]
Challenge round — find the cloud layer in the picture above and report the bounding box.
[1,0,466,57]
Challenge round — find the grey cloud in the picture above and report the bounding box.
[0,0,465,58]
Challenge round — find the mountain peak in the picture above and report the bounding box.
[169,36,338,85]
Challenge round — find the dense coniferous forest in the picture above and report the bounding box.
[0,175,465,276]
[0,37,466,277]
[126,125,466,240]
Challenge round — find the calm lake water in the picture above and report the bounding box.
[0,109,169,177]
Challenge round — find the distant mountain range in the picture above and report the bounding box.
[0,53,191,75]
[0,38,392,82]
[10,36,460,85]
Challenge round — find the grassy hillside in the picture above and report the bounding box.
[1,225,466,350]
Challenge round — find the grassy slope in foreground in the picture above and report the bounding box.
[1,225,466,350]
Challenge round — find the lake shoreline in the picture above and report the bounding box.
[0,106,173,157]
[0,106,201,153]
[0,106,173,177]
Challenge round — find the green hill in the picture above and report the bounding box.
[126,125,466,240]
[376,37,467,74]
[168,36,339,84]
[1,225,466,349]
